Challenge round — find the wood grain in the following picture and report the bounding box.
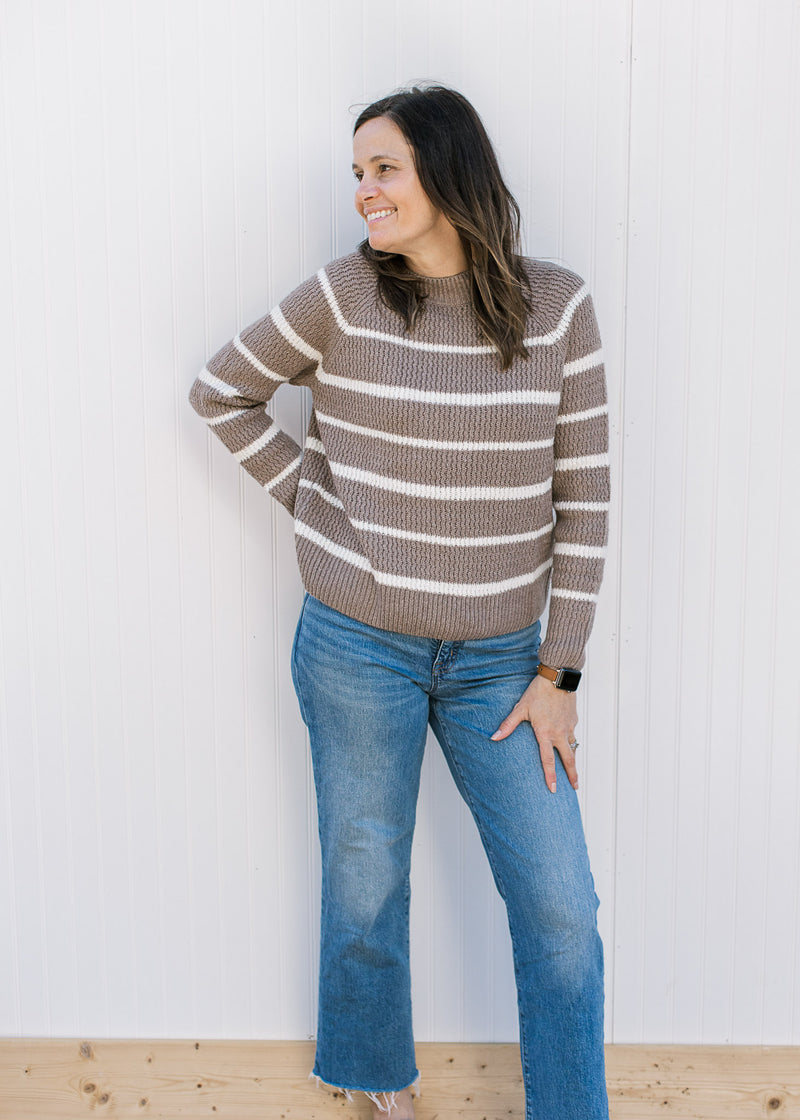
[0,1041,797,1119]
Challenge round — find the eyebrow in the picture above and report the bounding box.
[351,153,402,170]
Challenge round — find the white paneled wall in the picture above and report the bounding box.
[1,0,798,1046]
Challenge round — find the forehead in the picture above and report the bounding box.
[352,116,411,166]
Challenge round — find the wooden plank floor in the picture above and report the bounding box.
[0,1039,798,1119]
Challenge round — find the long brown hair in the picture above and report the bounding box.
[353,84,532,370]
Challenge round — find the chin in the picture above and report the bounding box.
[369,234,397,253]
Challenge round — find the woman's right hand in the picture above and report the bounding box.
[490,672,579,793]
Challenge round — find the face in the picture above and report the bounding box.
[352,116,458,270]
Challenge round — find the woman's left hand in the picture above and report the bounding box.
[490,673,579,793]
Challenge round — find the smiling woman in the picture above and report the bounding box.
[188,81,611,1120]
[352,117,468,278]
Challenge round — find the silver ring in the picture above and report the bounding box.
[569,740,580,751]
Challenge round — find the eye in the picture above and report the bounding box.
[353,170,363,181]
[378,164,393,174]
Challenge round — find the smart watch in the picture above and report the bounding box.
[536,663,582,692]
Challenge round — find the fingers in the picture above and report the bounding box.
[539,736,579,794]
[490,712,579,793]
[560,738,580,791]
[539,741,559,793]
[490,706,522,741]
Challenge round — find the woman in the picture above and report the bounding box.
[189,83,610,1120]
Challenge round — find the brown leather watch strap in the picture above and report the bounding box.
[536,663,582,692]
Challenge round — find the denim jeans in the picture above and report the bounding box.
[290,591,609,1120]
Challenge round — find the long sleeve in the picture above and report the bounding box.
[537,289,610,670]
[188,270,340,515]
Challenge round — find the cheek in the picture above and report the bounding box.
[415,193,442,227]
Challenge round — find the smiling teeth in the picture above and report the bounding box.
[366,209,396,222]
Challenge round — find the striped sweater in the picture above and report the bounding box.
[188,250,610,669]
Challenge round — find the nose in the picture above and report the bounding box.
[356,176,379,204]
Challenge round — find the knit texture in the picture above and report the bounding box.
[189,250,610,669]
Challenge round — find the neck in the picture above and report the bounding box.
[401,232,469,278]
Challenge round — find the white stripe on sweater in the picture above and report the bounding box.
[263,454,302,491]
[316,409,553,451]
[234,333,291,383]
[554,452,610,472]
[270,305,322,363]
[198,366,241,398]
[297,478,554,547]
[354,518,553,548]
[553,500,610,512]
[563,348,603,377]
[556,403,608,426]
[298,478,346,510]
[207,407,248,427]
[316,268,588,353]
[550,586,599,602]
[234,426,278,463]
[524,285,590,347]
[328,459,553,502]
[553,542,607,559]
[316,268,496,354]
[316,368,560,407]
[295,518,554,596]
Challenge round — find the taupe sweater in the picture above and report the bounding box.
[189,250,610,669]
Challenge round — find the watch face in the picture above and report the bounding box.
[557,668,582,692]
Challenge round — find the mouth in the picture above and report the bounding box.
[365,208,397,224]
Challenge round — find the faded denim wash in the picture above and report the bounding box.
[290,590,609,1120]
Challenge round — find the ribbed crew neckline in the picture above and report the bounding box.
[408,269,472,307]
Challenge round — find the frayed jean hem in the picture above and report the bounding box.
[309,1070,421,1114]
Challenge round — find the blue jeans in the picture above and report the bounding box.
[290,591,609,1120]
